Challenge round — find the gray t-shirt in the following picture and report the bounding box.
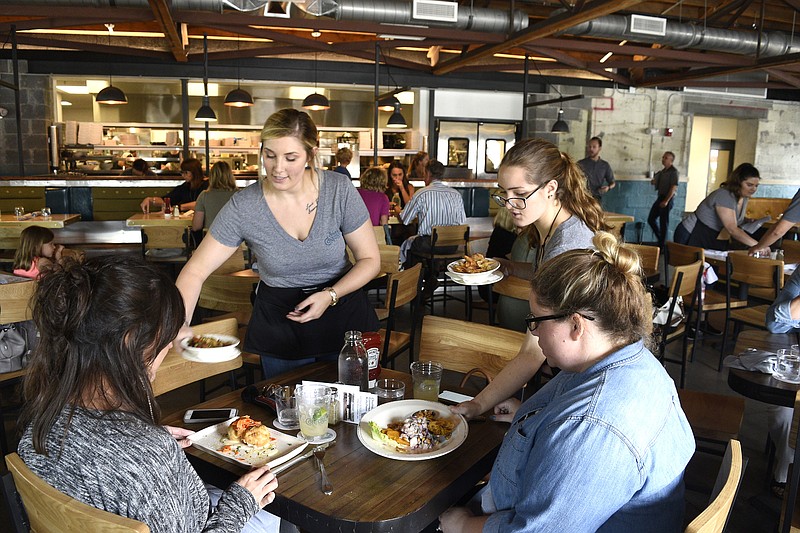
[578,158,615,197]
[783,188,800,223]
[18,407,258,533]
[211,171,369,288]
[695,188,747,232]
[654,166,679,198]
[195,189,237,230]
[540,214,596,265]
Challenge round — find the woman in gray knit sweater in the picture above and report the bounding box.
[17,256,279,533]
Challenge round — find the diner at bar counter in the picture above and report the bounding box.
[176,108,379,379]
[440,233,695,533]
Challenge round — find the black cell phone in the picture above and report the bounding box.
[183,408,238,424]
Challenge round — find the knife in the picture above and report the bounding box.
[271,448,315,476]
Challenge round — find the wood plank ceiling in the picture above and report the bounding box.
[0,0,799,89]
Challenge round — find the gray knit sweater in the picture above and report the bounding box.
[18,407,259,533]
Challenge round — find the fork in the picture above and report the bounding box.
[313,445,333,495]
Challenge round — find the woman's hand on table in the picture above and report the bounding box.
[235,466,278,508]
[286,291,331,323]
[164,425,194,449]
[449,400,484,420]
[490,398,521,423]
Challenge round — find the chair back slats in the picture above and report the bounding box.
[0,280,36,323]
[684,440,744,533]
[492,275,530,301]
[5,453,151,532]
[728,253,784,291]
[623,243,660,273]
[783,239,800,264]
[672,260,703,300]
[420,315,524,379]
[666,242,704,267]
[431,225,470,250]
[198,274,255,313]
[383,263,421,311]
[378,245,401,275]
[211,246,247,275]
[140,226,189,250]
[373,225,387,245]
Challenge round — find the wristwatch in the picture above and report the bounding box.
[324,287,338,306]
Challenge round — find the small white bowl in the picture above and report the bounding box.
[446,259,500,284]
[180,334,240,362]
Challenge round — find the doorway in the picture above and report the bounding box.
[708,139,735,194]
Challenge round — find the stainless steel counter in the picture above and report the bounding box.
[1,177,258,188]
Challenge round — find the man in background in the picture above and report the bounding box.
[648,151,679,249]
[578,136,615,202]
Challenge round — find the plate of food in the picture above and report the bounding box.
[190,415,308,468]
[180,334,240,363]
[446,254,501,285]
[358,400,467,461]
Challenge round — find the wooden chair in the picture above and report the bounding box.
[197,271,255,327]
[376,263,422,369]
[719,253,784,371]
[373,225,388,245]
[783,239,800,265]
[0,280,36,456]
[378,244,401,275]
[410,224,470,315]
[3,452,150,533]
[0,227,21,268]
[678,389,745,455]
[488,274,530,327]
[211,245,248,275]
[419,315,524,392]
[657,260,703,388]
[685,439,745,533]
[623,243,660,281]
[140,227,192,274]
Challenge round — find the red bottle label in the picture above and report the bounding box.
[362,331,382,388]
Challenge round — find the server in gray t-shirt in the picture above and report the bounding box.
[750,188,800,255]
[578,137,615,201]
[647,152,679,248]
[176,109,380,379]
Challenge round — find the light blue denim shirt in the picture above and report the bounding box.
[483,340,695,533]
[767,268,800,333]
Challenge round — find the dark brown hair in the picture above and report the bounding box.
[180,158,205,190]
[721,163,760,200]
[13,226,55,271]
[19,256,185,455]
[500,138,608,247]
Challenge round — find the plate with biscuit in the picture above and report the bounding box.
[191,415,308,468]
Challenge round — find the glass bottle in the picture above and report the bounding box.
[328,387,340,426]
[338,330,369,391]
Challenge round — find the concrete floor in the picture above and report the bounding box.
[0,283,787,532]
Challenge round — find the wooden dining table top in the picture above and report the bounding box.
[126,212,194,227]
[162,362,507,532]
[0,213,80,228]
[727,330,800,408]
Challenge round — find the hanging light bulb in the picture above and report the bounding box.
[551,108,569,134]
[386,102,407,128]
[303,52,330,111]
[195,34,217,121]
[97,24,127,105]
[224,35,254,107]
[378,94,400,112]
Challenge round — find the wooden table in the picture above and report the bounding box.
[126,212,194,227]
[152,346,242,397]
[162,362,507,532]
[727,330,800,408]
[0,213,80,228]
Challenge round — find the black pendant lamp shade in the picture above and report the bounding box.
[96,84,127,105]
[377,94,400,112]
[386,103,407,128]
[224,87,254,107]
[195,96,217,122]
[302,92,330,111]
[551,108,569,133]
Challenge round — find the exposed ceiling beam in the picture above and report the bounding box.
[638,51,800,87]
[765,68,800,88]
[147,0,187,62]
[432,0,647,75]
[11,34,170,59]
[526,46,632,85]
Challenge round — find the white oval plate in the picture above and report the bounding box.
[446,270,503,286]
[358,400,467,461]
[191,417,308,468]
[181,334,240,362]
[446,258,500,284]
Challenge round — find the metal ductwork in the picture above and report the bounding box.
[296,0,528,33]
[566,15,799,57]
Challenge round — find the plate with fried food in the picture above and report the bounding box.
[358,400,467,461]
[180,334,241,363]
[191,415,308,468]
[446,253,502,285]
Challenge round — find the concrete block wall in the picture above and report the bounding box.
[0,60,52,176]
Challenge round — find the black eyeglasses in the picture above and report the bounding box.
[491,180,548,210]
[525,312,594,333]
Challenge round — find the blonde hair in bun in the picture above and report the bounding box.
[530,231,653,347]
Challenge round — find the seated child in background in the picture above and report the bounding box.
[13,226,82,279]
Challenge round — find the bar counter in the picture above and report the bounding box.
[0,175,257,188]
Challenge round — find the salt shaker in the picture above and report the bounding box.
[173,205,180,217]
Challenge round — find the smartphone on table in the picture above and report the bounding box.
[183,408,238,424]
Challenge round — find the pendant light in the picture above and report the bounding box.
[377,94,400,112]
[386,102,407,128]
[96,24,127,105]
[302,52,330,111]
[551,108,569,133]
[224,35,254,107]
[195,33,217,122]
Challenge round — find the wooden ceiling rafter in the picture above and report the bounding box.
[147,0,187,62]
[432,0,648,75]
[764,67,800,87]
[639,50,800,86]
[11,34,171,59]
[525,45,633,85]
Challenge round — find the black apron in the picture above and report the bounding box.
[244,280,379,360]
[687,219,729,251]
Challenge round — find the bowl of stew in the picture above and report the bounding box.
[180,334,240,362]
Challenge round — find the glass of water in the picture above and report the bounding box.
[14,206,24,219]
[774,349,800,383]
[41,207,52,217]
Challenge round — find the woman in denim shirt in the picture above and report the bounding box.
[440,232,695,532]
